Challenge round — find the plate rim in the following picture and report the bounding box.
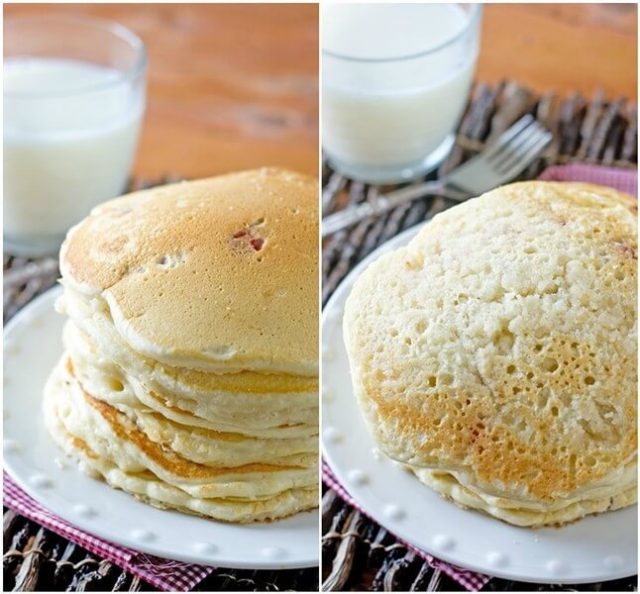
[4,286,320,570]
[321,222,638,584]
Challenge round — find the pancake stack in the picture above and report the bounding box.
[344,182,637,527]
[44,168,319,522]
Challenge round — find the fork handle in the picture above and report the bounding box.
[322,180,459,237]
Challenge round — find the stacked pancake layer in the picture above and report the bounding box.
[44,168,319,522]
[344,182,637,527]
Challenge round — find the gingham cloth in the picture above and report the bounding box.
[4,473,214,591]
[538,163,637,195]
[322,163,637,592]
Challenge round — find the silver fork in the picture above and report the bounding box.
[322,115,552,237]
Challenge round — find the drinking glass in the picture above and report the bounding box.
[4,15,147,256]
[322,4,482,184]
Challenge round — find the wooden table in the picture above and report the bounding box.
[477,3,637,99]
[5,4,636,183]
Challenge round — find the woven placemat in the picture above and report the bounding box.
[2,176,319,593]
[321,80,638,592]
[3,507,318,592]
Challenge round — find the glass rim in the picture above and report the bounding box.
[4,14,147,99]
[322,4,482,63]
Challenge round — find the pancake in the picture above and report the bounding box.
[411,466,636,527]
[60,168,318,376]
[344,181,637,527]
[64,320,318,438]
[45,168,319,522]
[45,358,317,498]
[44,361,316,522]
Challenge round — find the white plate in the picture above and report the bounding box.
[322,224,637,584]
[3,287,319,570]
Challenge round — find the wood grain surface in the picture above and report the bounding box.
[477,3,637,99]
[4,3,637,181]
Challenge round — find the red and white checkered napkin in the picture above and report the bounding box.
[3,473,214,591]
[537,163,637,195]
[322,163,637,592]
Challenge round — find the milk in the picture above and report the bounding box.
[322,4,480,183]
[4,58,144,255]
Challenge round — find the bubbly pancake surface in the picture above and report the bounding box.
[45,168,319,522]
[344,182,637,527]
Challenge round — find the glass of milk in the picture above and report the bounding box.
[322,3,482,184]
[4,16,147,256]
